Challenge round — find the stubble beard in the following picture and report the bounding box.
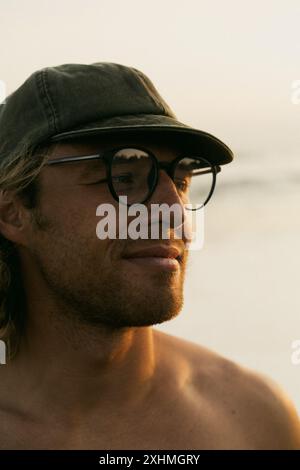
[30,209,187,332]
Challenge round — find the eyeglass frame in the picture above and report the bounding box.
[45,145,222,210]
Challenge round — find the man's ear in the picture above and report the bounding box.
[0,189,30,246]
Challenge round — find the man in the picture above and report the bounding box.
[0,62,299,450]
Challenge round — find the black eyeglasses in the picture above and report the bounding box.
[46,145,221,210]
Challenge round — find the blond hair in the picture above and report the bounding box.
[0,142,51,358]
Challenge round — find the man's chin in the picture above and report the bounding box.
[74,299,183,329]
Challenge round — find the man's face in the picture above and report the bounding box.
[24,133,190,329]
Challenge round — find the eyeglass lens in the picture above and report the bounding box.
[110,148,214,208]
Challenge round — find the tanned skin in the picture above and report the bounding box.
[0,133,299,449]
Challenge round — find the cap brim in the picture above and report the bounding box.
[49,113,233,165]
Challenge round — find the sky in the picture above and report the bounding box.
[1,0,300,411]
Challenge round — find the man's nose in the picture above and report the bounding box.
[146,169,192,241]
[151,168,182,206]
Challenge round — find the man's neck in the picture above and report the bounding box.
[2,316,160,419]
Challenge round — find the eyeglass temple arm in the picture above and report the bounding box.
[199,164,221,175]
[46,154,103,165]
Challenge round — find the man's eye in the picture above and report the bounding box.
[112,173,134,184]
[174,178,189,192]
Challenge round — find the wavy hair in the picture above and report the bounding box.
[0,142,51,359]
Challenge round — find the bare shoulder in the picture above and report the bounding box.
[154,329,300,449]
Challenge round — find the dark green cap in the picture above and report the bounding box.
[0,62,233,165]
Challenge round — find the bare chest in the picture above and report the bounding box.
[0,395,251,450]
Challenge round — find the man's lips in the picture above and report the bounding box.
[122,245,183,261]
[122,245,183,270]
